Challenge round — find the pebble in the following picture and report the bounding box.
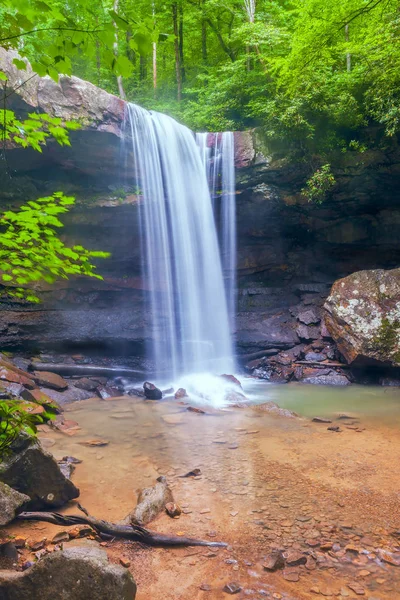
[347,582,366,595]
[200,583,212,591]
[230,511,239,517]
[200,508,211,514]
[312,417,332,423]
[263,551,285,572]
[223,582,242,594]
[283,569,300,582]
[285,550,307,566]
[119,558,131,568]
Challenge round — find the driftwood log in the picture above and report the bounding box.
[17,509,227,547]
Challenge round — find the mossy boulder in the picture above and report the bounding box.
[324,268,400,366]
[0,435,79,509]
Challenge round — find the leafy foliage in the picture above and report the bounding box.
[301,164,336,204]
[0,193,109,302]
[0,399,41,457]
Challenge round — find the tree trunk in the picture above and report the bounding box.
[113,0,127,100]
[345,24,351,72]
[172,2,182,101]
[179,1,185,82]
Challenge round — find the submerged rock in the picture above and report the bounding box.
[0,541,136,600]
[302,374,350,386]
[252,401,298,418]
[0,435,79,509]
[324,268,400,366]
[0,482,29,526]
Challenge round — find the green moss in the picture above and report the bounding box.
[373,317,400,362]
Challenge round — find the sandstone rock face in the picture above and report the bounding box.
[324,268,400,366]
[0,541,136,600]
[0,482,29,526]
[0,436,79,509]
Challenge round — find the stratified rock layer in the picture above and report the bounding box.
[324,268,400,366]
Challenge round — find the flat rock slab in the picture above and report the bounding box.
[32,371,68,391]
[0,541,136,600]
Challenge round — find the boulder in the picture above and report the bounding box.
[0,482,29,526]
[0,541,136,600]
[32,371,68,391]
[302,374,350,386]
[0,436,79,509]
[21,389,62,413]
[143,382,162,400]
[39,386,94,405]
[324,268,400,366]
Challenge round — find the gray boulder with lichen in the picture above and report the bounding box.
[0,541,136,599]
[324,268,400,366]
[0,482,29,526]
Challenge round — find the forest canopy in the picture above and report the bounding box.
[1,0,399,160]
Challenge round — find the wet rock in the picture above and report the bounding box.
[165,502,181,517]
[312,417,332,423]
[282,568,300,582]
[285,551,307,566]
[0,366,35,389]
[0,482,29,526]
[296,324,320,341]
[21,388,62,413]
[0,540,136,599]
[39,385,94,405]
[223,582,242,594]
[302,374,350,386]
[252,401,298,418]
[128,476,173,526]
[143,381,163,400]
[263,551,285,571]
[187,406,205,414]
[32,371,68,391]
[298,309,321,325]
[80,439,109,447]
[347,582,366,595]
[305,352,325,362]
[175,388,188,399]
[74,377,100,391]
[97,385,120,399]
[324,268,400,366]
[179,468,201,478]
[328,426,341,432]
[220,374,242,388]
[0,435,79,509]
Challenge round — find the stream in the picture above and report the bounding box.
[7,383,400,599]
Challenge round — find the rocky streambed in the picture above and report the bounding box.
[2,379,400,599]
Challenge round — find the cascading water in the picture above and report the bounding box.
[124,104,236,403]
[196,132,237,328]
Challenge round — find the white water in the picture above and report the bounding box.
[197,132,237,328]
[124,104,235,386]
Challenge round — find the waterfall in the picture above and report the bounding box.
[196,132,237,329]
[124,104,235,383]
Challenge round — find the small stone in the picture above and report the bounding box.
[272,594,282,600]
[30,539,47,551]
[377,549,400,566]
[312,417,332,423]
[13,537,26,549]
[207,531,217,538]
[230,511,238,517]
[347,582,365,595]
[80,439,109,447]
[375,578,385,584]
[119,557,131,568]
[285,551,307,566]
[263,551,285,572]
[358,570,370,578]
[21,560,34,571]
[223,582,242,594]
[200,583,212,591]
[200,508,211,514]
[283,569,300,582]
[51,531,69,544]
[165,502,182,518]
[310,587,320,594]
[327,426,341,432]
[228,444,239,449]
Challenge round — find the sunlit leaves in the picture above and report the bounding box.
[0,193,110,303]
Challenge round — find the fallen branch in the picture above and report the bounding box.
[17,510,227,548]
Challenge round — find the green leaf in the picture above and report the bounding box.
[12,58,27,71]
